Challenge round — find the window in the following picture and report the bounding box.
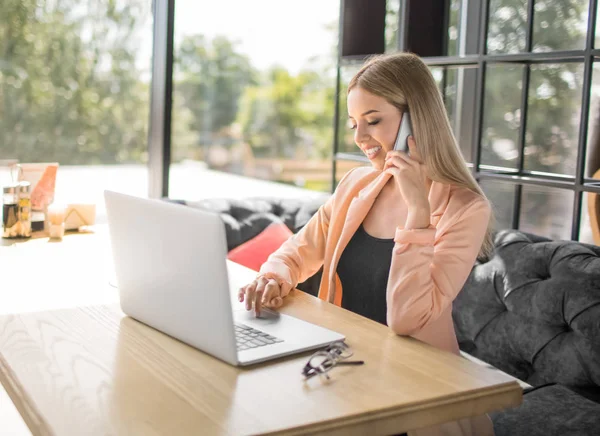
[479,0,595,241]
[334,0,600,243]
[0,1,153,218]
[169,0,340,199]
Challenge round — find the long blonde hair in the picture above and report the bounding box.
[348,52,494,259]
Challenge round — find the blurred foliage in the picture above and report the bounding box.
[385,0,400,52]
[0,0,592,184]
[483,0,587,175]
[235,65,335,159]
[175,34,257,145]
[0,0,151,164]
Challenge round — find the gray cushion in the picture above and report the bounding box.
[177,196,327,251]
[454,229,600,401]
[491,384,600,436]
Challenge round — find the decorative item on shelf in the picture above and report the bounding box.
[2,184,21,239]
[31,211,46,233]
[64,204,96,231]
[2,165,33,239]
[17,181,32,238]
[588,181,600,244]
[11,162,59,234]
[16,162,59,211]
[47,203,66,240]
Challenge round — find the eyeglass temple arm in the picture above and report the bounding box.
[336,360,364,366]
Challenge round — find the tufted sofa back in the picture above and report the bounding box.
[172,196,328,251]
[454,229,600,403]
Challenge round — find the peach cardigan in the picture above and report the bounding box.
[259,166,494,436]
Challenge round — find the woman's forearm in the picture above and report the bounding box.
[405,202,431,229]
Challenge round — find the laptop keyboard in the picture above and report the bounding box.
[234,323,283,351]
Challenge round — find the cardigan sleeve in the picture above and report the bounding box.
[386,197,491,336]
[258,168,358,297]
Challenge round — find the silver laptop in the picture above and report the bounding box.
[104,190,344,366]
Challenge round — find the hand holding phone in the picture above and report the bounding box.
[393,112,413,153]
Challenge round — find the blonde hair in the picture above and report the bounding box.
[348,52,494,259]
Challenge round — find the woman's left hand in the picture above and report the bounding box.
[384,136,431,225]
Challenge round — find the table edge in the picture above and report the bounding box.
[262,380,523,436]
[0,351,52,436]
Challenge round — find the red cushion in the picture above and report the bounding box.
[227,222,293,271]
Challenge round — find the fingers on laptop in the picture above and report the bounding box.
[253,280,266,315]
[240,277,266,313]
[262,279,281,308]
[239,277,282,314]
[265,296,283,309]
[240,279,258,310]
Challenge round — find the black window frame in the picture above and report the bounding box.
[152,0,600,242]
[148,0,175,199]
[333,0,600,241]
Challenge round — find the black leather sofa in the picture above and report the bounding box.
[174,196,600,435]
[455,229,600,436]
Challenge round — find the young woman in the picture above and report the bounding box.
[239,52,495,436]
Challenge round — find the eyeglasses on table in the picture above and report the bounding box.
[302,341,364,380]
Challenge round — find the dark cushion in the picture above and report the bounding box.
[491,384,600,436]
[454,229,600,402]
[181,197,327,250]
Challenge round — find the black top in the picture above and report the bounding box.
[337,224,395,325]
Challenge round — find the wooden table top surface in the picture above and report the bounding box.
[0,228,521,435]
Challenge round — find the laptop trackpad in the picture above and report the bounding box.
[235,307,280,324]
[255,307,281,320]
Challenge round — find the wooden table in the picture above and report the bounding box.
[0,228,522,435]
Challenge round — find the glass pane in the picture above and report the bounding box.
[338,64,363,154]
[447,0,463,57]
[579,191,596,244]
[488,0,528,54]
[385,0,400,53]
[596,2,600,48]
[170,0,340,198]
[524,63,584,176]
[520,185,574,239]
[480,180,516,230]
[481,64,524,170]
[430,67,445,95]
[450,0,482,56]
[532,0,589,52]
[0,1,152,225]
[445,68,459,127]
[444,66,478,161]
[585,63,600,179]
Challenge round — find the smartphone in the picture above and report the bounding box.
[393,112,413,153]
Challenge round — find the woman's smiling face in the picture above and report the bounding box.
[347,87,403,170]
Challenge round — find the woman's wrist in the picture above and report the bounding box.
[405,203,431,229]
